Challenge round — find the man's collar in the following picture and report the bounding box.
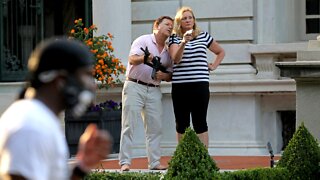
[152,33,169,50]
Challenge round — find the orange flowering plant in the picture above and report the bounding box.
[69,18,126,89]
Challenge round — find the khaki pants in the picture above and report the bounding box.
[119,80,163,169]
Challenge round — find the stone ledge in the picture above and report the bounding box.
[276,61,320,80]
[297,51,320,61]
[276,61,320,66]
[160,79,296,94]
[0,82,25,93]
[249,42,307,54]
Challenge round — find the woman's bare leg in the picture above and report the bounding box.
[197,131,209,148]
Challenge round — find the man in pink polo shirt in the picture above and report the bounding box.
[119,16,173,171]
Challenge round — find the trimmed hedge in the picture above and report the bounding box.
[277,122,320,179]
[84,171,162,180]
[218,167,289,180]
[164,127,219,179]
[84,167,289,180]
[84,123,320,179]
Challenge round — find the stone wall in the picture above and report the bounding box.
[0,83,24,115]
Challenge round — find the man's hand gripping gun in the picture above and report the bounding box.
[140,47,168,80]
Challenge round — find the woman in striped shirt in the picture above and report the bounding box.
[168,6,225,148]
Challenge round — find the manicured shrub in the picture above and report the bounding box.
[217,167,289,180]
[84,171,162,180]
[85,167,290,180]
[277,122,320,179]
[164,127,219,179]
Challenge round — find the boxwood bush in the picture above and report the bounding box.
[164,127,219,179]
[84,171,162,180]
[84,167,289,180]
[83,123,320,179]
[217,167,289,180]
[277,122,320,179]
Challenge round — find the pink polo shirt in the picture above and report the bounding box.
[126,33,173,85]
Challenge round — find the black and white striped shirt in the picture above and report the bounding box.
[168,32,213,84]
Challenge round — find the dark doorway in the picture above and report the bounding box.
[280,111,296,150]
[43,0,92,37]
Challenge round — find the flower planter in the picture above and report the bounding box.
[65,110,121,156]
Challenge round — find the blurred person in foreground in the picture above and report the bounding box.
[0,38,112,180]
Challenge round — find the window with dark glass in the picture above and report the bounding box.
[306,0,319,15]
[0,0,92,82]
[305,0,320,34]
[306,18,320,33]
[0,0,43,81]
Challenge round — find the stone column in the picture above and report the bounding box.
[92,0,131,104]
[276,40,320,140]
[92,0,131,66]
[91,0,130,155]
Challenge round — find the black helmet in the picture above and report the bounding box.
[28,37,93,88]
[19,37,95,118]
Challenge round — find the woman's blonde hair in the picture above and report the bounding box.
[173,6,201,38]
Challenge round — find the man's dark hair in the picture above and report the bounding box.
[153,16,173,30]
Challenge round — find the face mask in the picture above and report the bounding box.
[62,76,95,118]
